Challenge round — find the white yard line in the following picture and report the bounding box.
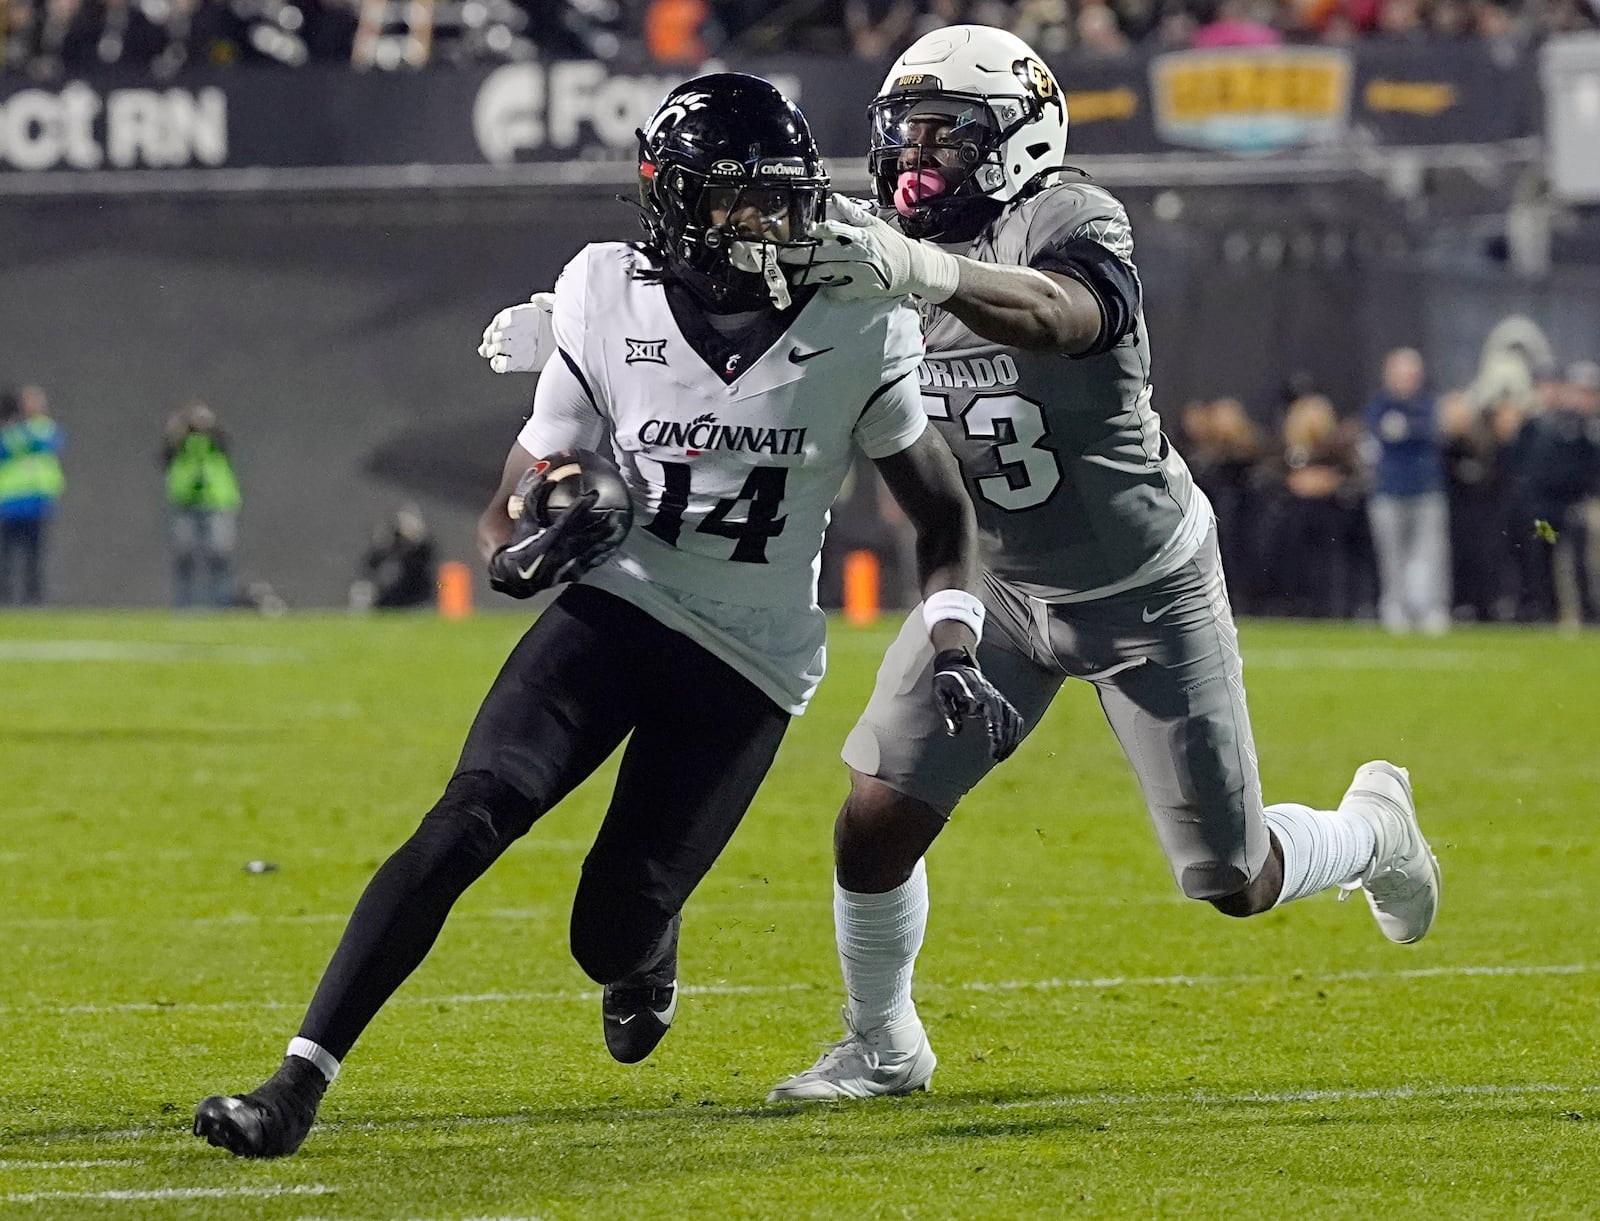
[1,1184,334,1203]
[0,1159,142,1169]
[4,962,1593,1019]
[993,1081,1600,1111]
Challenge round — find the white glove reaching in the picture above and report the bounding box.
[780,194,961,304]
[477,292,556,374]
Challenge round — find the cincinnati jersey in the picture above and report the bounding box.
[919,182,1207,602]
[517,241,927,711]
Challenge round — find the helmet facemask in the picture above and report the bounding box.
[639,146,828,313]
[869,91,1032,242]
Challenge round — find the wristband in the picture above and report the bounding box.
[922,588,985,645]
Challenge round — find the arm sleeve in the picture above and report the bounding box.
[516,353,607,458]
[853,301,929,459]
[1024,186,1142,357]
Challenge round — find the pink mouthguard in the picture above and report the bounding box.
[895,168,948,216]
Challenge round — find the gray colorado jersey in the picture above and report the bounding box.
[918,180,1205,602]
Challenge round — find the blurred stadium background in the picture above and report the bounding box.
[2,1,1597,617]
[5,11,1600,1218]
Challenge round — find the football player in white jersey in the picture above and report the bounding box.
[192,73,1021,1159]
[755,26,1441,1101]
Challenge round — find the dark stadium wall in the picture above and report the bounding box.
[2,190,1595,608]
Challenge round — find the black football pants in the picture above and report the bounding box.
[299,584,790,1061]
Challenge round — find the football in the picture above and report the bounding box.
[508,447,634,540]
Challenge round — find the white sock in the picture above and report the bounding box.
[286,1037,340,1084]
[835,858,928,1037]
[1263,803,1377,907]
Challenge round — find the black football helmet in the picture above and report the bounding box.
[636,74,828,313]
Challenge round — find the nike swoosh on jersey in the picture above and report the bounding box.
[1141,599,1180,623]
[788,346,834,364]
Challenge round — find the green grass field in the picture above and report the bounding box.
[2,611,1598,1220]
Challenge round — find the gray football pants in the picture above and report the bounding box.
[842,526,1270,900]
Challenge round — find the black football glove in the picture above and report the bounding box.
[487,489,619,599]
[931,647,1024,762]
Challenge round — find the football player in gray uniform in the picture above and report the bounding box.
[765,25,1442,1101]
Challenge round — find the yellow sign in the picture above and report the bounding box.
[1066,88,1140,124]
[1152,49,1352,152]
[1365,80,1457,116]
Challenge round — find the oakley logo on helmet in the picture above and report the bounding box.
[711,159,745,175]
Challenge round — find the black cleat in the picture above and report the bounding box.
[193,1055,328,1158]
[602,913,681,1065]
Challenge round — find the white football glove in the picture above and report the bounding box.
[780,194,961,304]
[477,292,556,374]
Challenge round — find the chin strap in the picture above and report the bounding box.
[730,239,793,310]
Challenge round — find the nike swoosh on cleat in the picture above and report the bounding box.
[515,557,543,581]
[788,346,834,364]
[616,1014,636,1025]
[1141,599,1180,623]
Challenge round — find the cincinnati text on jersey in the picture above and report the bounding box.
[637,413,810,457]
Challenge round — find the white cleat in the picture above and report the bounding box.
[768,1010,936,1102]
[1337,761,1441,944]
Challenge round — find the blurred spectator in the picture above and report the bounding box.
[1190,0,1283,45]
[0,385,65,606]
[844,0,918,59]
[1011,0,1073,54]
[643,0,718,66]
[1181,397,1266,611]
[1363,348,1450,634]
[1439,390,1514,621]
[1516,362,1600,624]
[1078,0,1132,51]
[163,399,242,609]
[1467,316,1557,417]
[349,504,437,611]
[1263,393,1360,618]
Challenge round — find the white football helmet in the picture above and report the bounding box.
[869,25,1069,240]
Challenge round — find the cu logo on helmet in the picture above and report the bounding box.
[1016,57,1056,101]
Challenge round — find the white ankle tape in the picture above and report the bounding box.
[287,1037,341,1084]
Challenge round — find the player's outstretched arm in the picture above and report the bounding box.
[939,260,1104,356]
[784,194,1104,355]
